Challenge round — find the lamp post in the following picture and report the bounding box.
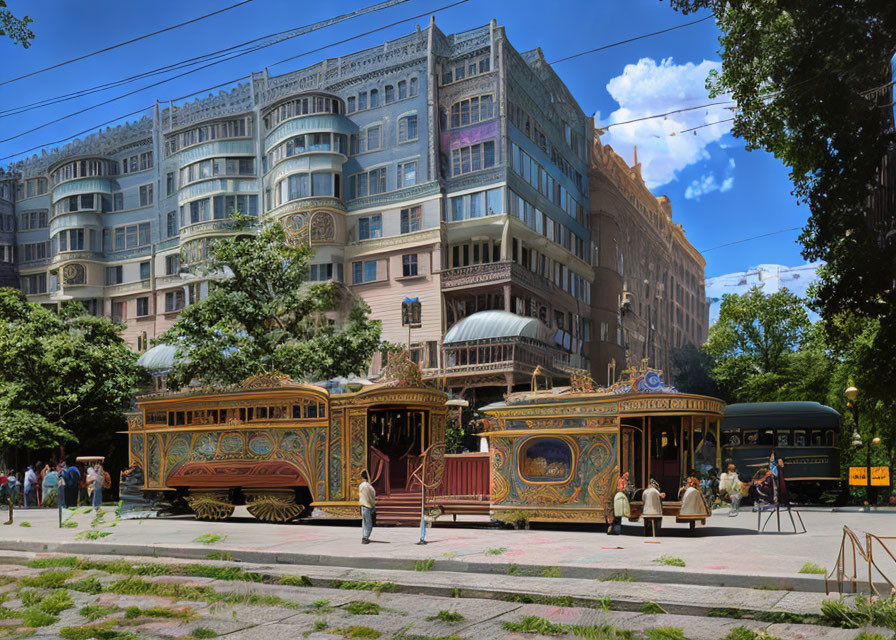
[846,386,879,506]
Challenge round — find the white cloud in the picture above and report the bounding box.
[683,155,736,199]
[599,57,734,189]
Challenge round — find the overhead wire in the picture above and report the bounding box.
[0,0,420,143]
[700,227,803,253]
[0,0,415,119]
[0,0,255,87]
[0,0,470,161]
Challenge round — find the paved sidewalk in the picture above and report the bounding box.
[1,506,893,589]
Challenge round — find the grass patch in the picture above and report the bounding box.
[327,626,381,638]
[19,591,42,608]
[191,628,218,638]
[206,592,301,609]
[26,557,79,568]
[193,534,226,545]
[60,521,78,528]
[205,551,233,562]
[641,602,666,614]
[414,559,435,572]
[757,611,817,625]
[19,522,30,527]
[484,547,506,555]
[600,571,634,582]
[19,569,75,588]
[707,608,743,619]
[502,616,566,635]
[108,577,213,600]
[653,555,685,567]
[21,608,58,628]
[60,622,139,640]
[821,594,896,630]
[451,588,461,598]
[314,619,328,630]
[343,601,381,615]
[75,530,111,541]
[180,564,265,582]
[79,605,119,621]
[426,610,465,623]
[36,589,73,615]
[443,552,456,559]
[124,605,195,621]
[644,629,686,640]
[854,634,890,640]
[308,599,332,613]
[334,580,397,593]
[499,593,576,607]
[69,577,103,594]
[798,562,826,574]
[594,597,612,611]
[278,575,312,587]
[540,566,562,578]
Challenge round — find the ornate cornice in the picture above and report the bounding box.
[346,180,440,212]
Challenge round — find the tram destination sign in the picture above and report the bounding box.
[849,466,891,487]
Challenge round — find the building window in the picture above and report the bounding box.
[397,115,418,142]
[358,91,367,110]
[110,222,151,251]
[384,85,394,103]
[450,95,494,128]
[451,140,496,176]
[166,172,175,196]
[369,88,379,107]
[165,254,180,275]
[400,206,420,234]
[136,297,149,317]
[349,167,387,198]
[113,192,124,211]
[352,260,379,284]
[448,187,503,221]
[358,214,382,240]
[139,261,150,280]
[165,290,185,312]
[139,184,153,207]
[213,194,259,218]
[105,266,123,285]
[166,211,178,238]
[397,80,407,99]
[347,96,356,112]
[366,126,382,152]
[19,210,47,230]
[402,254,418,277]
[398,161,416,187]
[409,77,418,96]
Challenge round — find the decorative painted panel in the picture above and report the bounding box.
[348,411,366,501]
[146,433,162,487]
[328,411,344,501]
[129,433,144,469]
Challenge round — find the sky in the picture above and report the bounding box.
[0,0,813,281]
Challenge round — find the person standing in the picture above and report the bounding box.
[57,464,67,508]
[86,466,96,506]
[92,464,104,508]
[65,463,80,508]
[359,469,376,544]
[23,466,37,508]
[42,466,59,507]
[718,464,744,516]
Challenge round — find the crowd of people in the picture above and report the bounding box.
[0,460,110,509]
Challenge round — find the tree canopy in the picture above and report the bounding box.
[0,289,143,453]
[0,1,34,48]
[159,214,383,388]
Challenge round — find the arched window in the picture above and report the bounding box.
[347,96,356,113]
[518,437,574,483]
[384,85,394,103]
[369,89,379,108]
[409,77,418,96]
[397,80,407,100]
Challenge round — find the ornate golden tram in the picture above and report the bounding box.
[126,354,724,527]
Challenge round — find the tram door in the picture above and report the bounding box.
[367,408,426,495]
[649,416,681,496]
[620,424,643,489]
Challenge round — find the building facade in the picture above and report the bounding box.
[588,138,708,382]
[3,20,593,403]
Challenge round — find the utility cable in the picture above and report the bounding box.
[0,0,419,144]
[700,227,802,253]
[0,0,255,87]
[0,0,468,161]
[549,15,714,64]
[0,0,414,119]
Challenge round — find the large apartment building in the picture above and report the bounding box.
[2,20,593,405]
[589,138,708,382]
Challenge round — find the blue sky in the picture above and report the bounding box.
[0,0,810,279]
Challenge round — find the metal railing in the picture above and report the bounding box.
[826,525,896,596]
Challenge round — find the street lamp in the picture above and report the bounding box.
[845,385,878,506]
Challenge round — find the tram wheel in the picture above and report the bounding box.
[186,490,235,521]
[245,489,303,523]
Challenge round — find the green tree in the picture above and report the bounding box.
[159,215,383,388]
[0,289,143,455]
[702,287,817,402]
[0,1,34,48]
[670,344,719,397]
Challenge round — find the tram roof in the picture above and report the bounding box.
[722,401,841,430]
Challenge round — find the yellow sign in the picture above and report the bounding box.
[849,467,891,487]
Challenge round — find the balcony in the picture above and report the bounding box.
[441,261,513,291]
[442,336,573,380]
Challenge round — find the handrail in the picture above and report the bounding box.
[826,525,896,596]
[368,447,390,496]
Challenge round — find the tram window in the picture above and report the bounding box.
[175,411,185,425]
[292,404,302,419]
[744,430,759,445]
[725,431,741,447]
[239,408,247,422]
[270,406,284,419]
[519,437,573,482]
[794,430,807,447]
[777,431,791,447]
[167,412,175,426]
[319,402,326,417]
[811,430,823,446]
[758,430,774,446]
[305,403,318,419]
[209,409,219,424]
[256,407,268,420]
[826,430,836,446]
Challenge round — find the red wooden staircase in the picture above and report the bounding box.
[375,490,422,526]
